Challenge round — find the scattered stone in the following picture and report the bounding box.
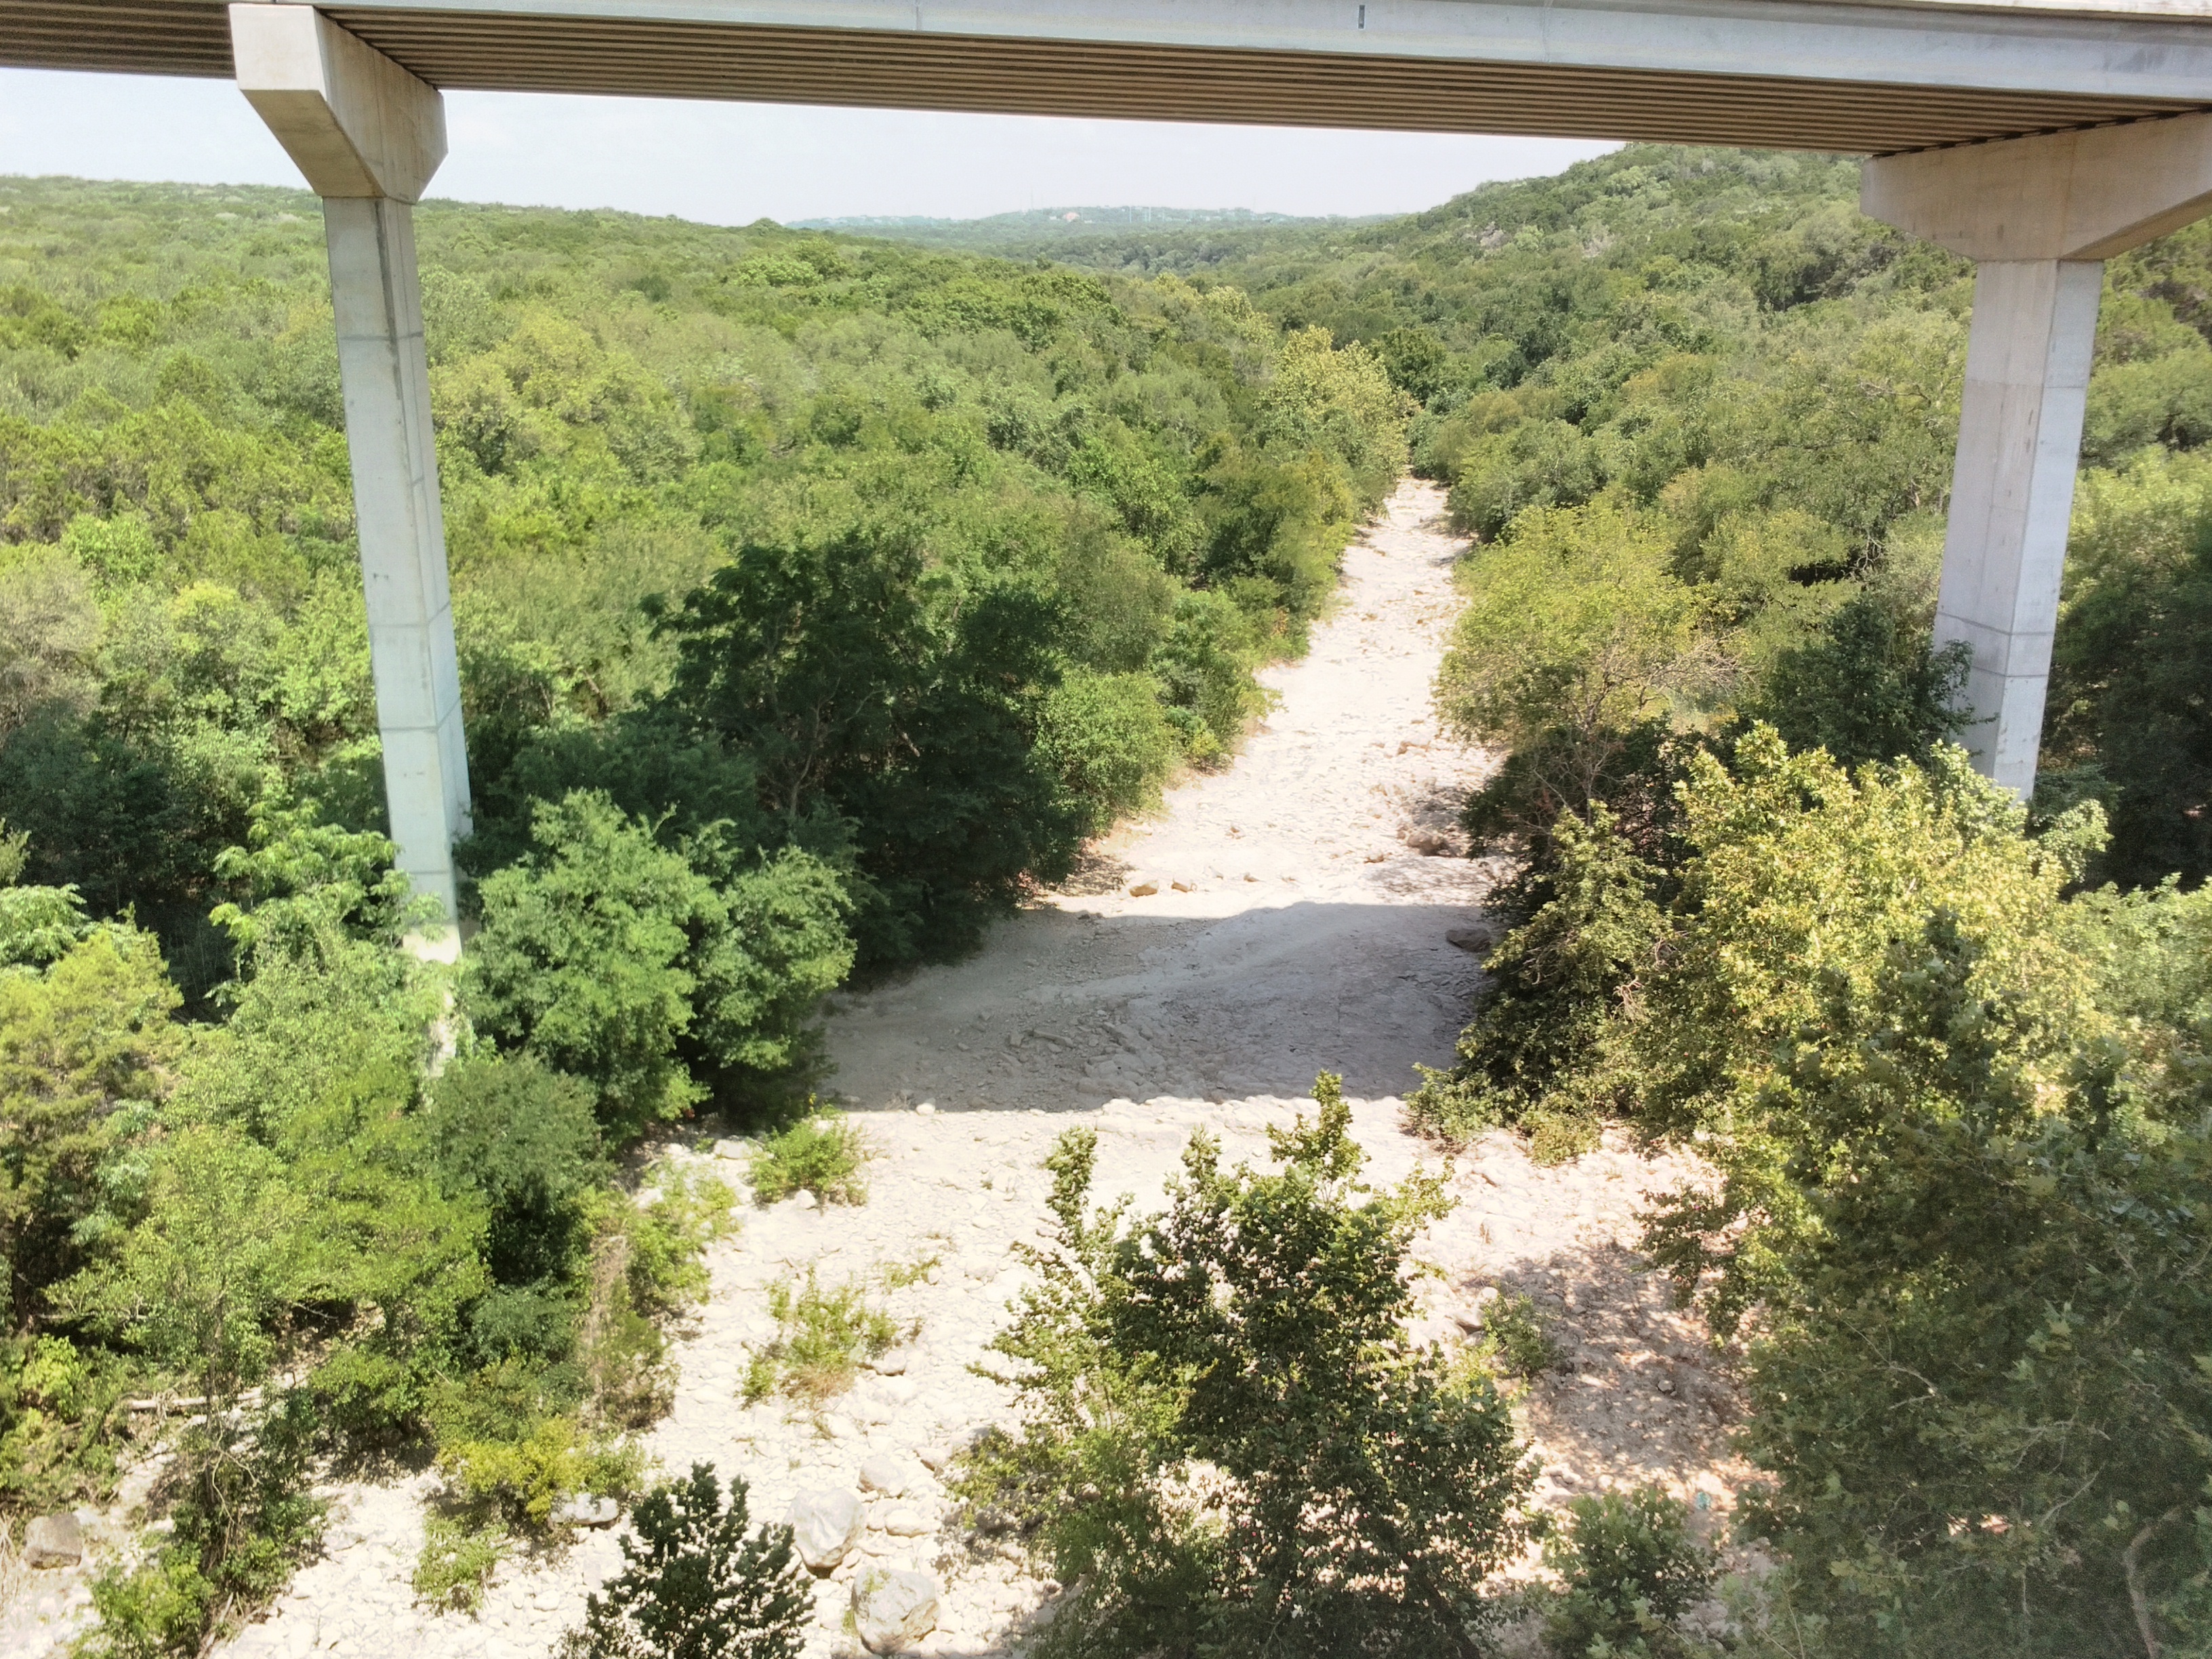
[880,1504,930,1537]
[821,1413,859,1440]
[1446,926,1495,954]
[794,1189,819,1211]
[24,1513,83,1568]
[916,1445,951,1473]
[859,1455,906,1496]
[851,1567,939,1654]
[878,1376,919,1406]
[790,1489,865,1572]
[915,1101,936,1116]
[556,1494,620,1528]
[867,1351,909,1376]
[1126,882,1158,897]
[1170,880,1192,893]
[712,1137,751,1161]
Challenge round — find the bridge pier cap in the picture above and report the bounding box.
[1862,115,2212,800]
[232,3,469,952]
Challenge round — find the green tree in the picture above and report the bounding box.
[560,1463,809,1659]
[971,1076,1533,1658]
[0,926,180,1326]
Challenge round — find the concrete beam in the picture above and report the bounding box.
[233,5,470,935]
[1862,110,2212,262]
[1864,115,2212,798]
[230,2,446,201]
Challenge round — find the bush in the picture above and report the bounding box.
[464,792,851,1141]
[435,1412,642,1532]
[655,530,1080,968]
[579,1161,737,1427]
[1483,1292,1563,1380]
[1542,1486,1715,1658]
[966,1073,1534,1658]
[424,1052,603,1286]
[1406,807,1662,1150]
[1735,593,1968,770]
[1147,588,1264,752]
[747,1108,869,1206]
[740,1269,899,1405]
[560,1463,809,1659]
[1037,670,1180,836]
[79,1395,324,1659]
[413,1514,508,1613]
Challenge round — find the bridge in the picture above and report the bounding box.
[5,0,2211,935]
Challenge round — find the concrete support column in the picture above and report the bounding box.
[230,3,468,937]
[1864,113,2212,798]
[1933,259,2102,793]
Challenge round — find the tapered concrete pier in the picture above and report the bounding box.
[232,3,469,937]
[1865,115,2212,797]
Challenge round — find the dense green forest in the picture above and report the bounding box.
[5,139,2212,1657]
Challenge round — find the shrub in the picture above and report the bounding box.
[1147,588,1265,752]
[1734,593,1968,770]
[655,530,1080,968]
[1037,670,1180,836]
[966,1073,1534,1658]
[741,1269,899,1405]
[424,1052,603,1286]
[1482,1292,1563,1380]
[79,1395,324,1659]
[464,792,851,1141]
[747,1108,869,1206]
[579,1161,736,1427]
[1406,807,1662,1151]
[1542,1485,1715,1658]
[413,1514,508,1613]
[435,1412,642,1532]
[560,1463,809,1659]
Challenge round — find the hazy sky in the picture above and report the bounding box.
[0,66,1612,223]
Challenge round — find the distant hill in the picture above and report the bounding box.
[786,204,1373,253]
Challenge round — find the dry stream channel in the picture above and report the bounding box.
[5,481,1751,1659]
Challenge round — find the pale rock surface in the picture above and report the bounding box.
[23,1516,82,1569]
[851,1568,939,1654]
[789,1490,864,1572]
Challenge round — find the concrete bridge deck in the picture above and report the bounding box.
[5,0,2212,152]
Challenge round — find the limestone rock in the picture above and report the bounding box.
[881,1504,930,1537]
[867,1351,909,1376]
[712,1137,752,1161]
[851,1566,939,1654]
[858,1455,906,1496]
[24,1512,83,1567]
[1446,925,1496,954]
[789,1488,864,1572]
[556,1494,620,1528]
[915,1445,951,1473]
[793,1189,819,1211]
[1127,882,1158,897]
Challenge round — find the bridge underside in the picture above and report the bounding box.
[2,0,2209,153]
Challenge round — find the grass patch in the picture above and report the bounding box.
[880,1252,942,1290]
[748,1109,870,1206]
[1483,1291,1563,1379]
[741,1269,902,1405]
[413,1515,507,1614]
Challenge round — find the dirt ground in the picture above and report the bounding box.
[3,482,1755,1659]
